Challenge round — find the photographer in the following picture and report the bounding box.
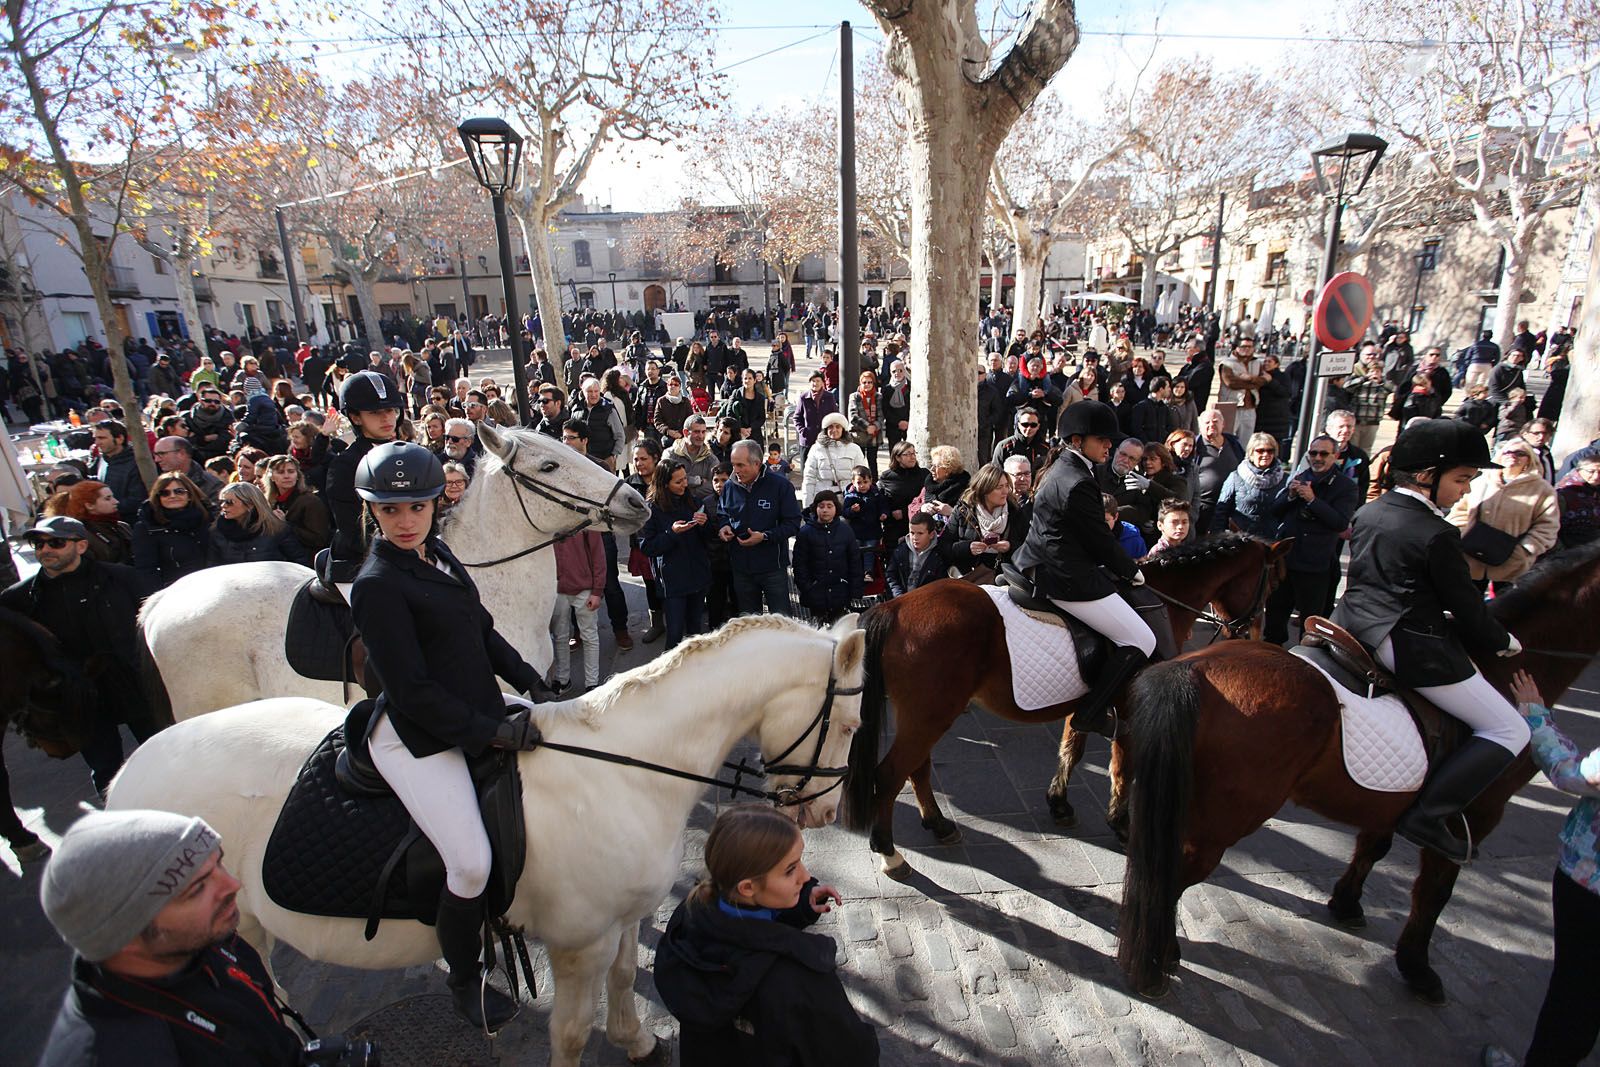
[1262,433,1357,647]
[37,810,311,1066]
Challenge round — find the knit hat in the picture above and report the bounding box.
[41,810,223,961]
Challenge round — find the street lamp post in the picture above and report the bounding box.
[608,271,618,312]
[1292,133,1388,462]
[319,274,342,344]
[458,117,532,425]
[1409,246,1436,334]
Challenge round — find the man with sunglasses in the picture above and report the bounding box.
[441,418,480,477]
[1261,433,1357,646]
[992,406,1050,473]
[185,387,235,462]
[2,517,161,799]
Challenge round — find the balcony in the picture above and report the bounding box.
[191,276,214,302]
[107,265,140,296]
[257,253,283,279]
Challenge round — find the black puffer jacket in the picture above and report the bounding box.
[233,395,288,456]
[654,884,879,1067]
[206,516,309,567]
[131,501,211,588]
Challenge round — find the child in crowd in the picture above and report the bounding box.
[1145,499,1193,557]
[705,463,738,628]
[1104,492,1147,559]
[765,443,792,478]
[654,805,878,1066]
[885,511,951,599]
[843,465,887,568]
[792,490,862,625]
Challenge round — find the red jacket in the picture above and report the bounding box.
[552,529,606,596]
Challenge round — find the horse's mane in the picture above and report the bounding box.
[582,614,824,721]
[0,605,73,672]
[1490,539,1600,624]
[1140,531,1265,571]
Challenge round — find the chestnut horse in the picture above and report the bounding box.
[1116,540,1600,1000]
[843,533,1291,878]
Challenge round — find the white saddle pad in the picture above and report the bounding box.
[983,585,1089,711]
[1299,657,1427,793]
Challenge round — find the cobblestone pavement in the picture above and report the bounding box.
[5,639,1600,1066]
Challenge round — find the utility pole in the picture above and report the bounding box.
[275,207,308,344]
[1204,192,1226,314]
[837,20,860,412]
[458,241,473,332]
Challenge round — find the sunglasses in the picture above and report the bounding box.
[1019,423,1039,429]
[445,434,470,443]
[1252,448,1278,455]
[28,536,76,549]
[1307,450,1334,458]
[158,487,191,498]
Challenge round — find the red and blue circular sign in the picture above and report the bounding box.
[1312,271,1373,353]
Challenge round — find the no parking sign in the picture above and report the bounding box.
[1312,271,1373,353]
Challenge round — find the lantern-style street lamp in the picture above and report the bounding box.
[458,117,532,424]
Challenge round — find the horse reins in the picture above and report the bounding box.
[528,673,863,808]
[1142,556,1273,643]
[461,441,632,569]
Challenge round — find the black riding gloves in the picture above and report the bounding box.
[491,709,543,751]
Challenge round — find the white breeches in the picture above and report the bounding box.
[1050,593,1158,657]
[1376,637,1530,755]
[368,710,494,898]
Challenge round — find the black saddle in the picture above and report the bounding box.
[996,563,1178,677]
[284,549,356,683]
[261,700,525,939]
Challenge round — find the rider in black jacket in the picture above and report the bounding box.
[322,371,400,587]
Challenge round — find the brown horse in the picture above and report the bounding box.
[1116,540,1600,1000]
[843,533,1291,878]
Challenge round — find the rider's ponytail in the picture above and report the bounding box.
[690,804,802,907]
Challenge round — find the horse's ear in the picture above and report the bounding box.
[833,625,866,681]
[477,420,511,460]
[1269,537,1296,561]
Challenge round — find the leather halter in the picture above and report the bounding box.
[1142,555,1274,643]
[461,439,631,569]
[531,672,864,809]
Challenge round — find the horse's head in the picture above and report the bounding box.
[759,615,867,830]
[1211,536,1294,640]
[476,421,649,538]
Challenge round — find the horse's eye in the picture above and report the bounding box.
[539,461,559,473]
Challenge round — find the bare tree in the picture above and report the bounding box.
[858,0,1081,459]
[1351,0,1599,349]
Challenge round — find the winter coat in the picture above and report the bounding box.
[718,470,801,576]
[185,403,236,461]
[552,528,607,597]
[99,449,148,523]
[1253,368,1294,449]
[1447,468,1560,581]
[1213,463,1287,536]
[641,490,715,597]
[233,395,288,456]
[271,487,333,553]
[801,437,866,507]
[941,499,1029,573]
[885,537,953,599]
[665,438,719,501]
[1556,472,1600,549]
[655,887,879,1067]
[81,518,134,566]
[792,518,863,617]
[876,462,929,545]
[794,391,838,449]
[1268,465,1358,572]
[842,485,887,545]
[131,501,211,588]
[206,515,309,567]
[1012,449,1138,601]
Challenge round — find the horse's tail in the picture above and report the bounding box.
[1117,657,1199,995]
[842,601,893,834]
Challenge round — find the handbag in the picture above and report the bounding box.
[1458,505,1518,566]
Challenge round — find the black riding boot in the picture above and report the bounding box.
[1073,645,1148,739]
[1394,737,1517,864]
[436,890,520,1031]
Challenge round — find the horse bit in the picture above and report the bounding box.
[461,440,633,569]
[530,672,864,808]
[1142,556,1274,643]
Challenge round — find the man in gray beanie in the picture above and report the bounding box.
[37,809,305,1066]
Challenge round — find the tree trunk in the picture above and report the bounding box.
[1554,212,1600,462]
[172,253,204,344]
[511,207,565,356]
[79,230,155,482]
[1012,230,1046,334]
[988,255,1003,311]
[904,105,986,465]
[1140,255,1160,315]
[347,268,384,349]
[1491,235,1532,354]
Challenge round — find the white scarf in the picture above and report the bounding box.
[975,501,1008,538]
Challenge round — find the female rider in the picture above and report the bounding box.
[1332,418,1526,864]
[350,441,551,1030]
[1012,400,1156,738]
[323,370,402,595]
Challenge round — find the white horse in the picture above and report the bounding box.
[140,420,647,719]
[108,614,866,1066]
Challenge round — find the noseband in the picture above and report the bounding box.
[461,442,632,569]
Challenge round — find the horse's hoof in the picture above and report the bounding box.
[1046,795,1078,828]
[628,1036,670,1065]
[1137,976,1172,1000]
[1326,898,1367,930]
[883,858,915,882]
[1398,960,1447,1006]
[922,817,961,846]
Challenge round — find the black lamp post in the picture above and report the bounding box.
[458,116,531,425]
[319,273,341,344]
[1409,245,1437,334]
[1293,132,1387,461]
[608,271,618,311]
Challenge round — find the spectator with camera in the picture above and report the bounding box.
[37,810,315,1066]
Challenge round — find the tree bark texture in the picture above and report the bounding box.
[1553,201,1599,462]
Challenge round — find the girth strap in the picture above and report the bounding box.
[364,822,422,941]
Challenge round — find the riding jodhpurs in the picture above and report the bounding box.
[1049,592,1159,657]
[368,711,493,898]
[1375,636,1530,754]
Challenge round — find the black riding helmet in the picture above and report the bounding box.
[339,370,402,415]
[1390,418,1501,473]
[355,441,446,503]
[1058,400,1119,441]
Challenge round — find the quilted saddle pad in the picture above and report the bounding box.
[1299,657,1427,792]
[261,727,424,919]
[982,584,1089,711]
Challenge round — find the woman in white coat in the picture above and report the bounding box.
[1448,436,1561,586]
[801,412,867,508]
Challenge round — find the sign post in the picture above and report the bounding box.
[1294,268,1373,461]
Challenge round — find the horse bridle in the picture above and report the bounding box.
[461,442,632,569]
[530,672,864,808]
[1142,556,1274,643]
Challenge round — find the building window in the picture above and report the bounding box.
[577,288,594,308]
[1478,304,1498,336]
[1265,250,1287,281]
[151,254,168,274]
[266,300,283,324]
[1420,238,1441,271]
[573,240,591,268]
[257,251,282,278]
[62,310,93,346]
[1245,244,1257,260]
